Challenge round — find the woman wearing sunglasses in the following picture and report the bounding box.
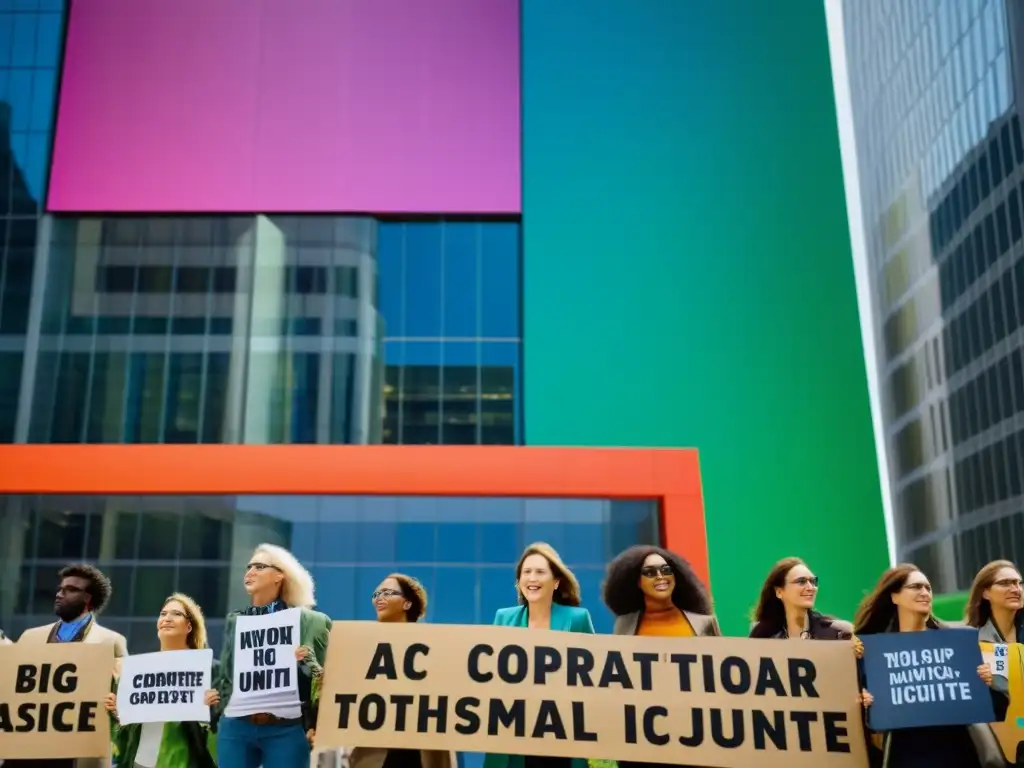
[749,557,853,639]
[602,545,721,639]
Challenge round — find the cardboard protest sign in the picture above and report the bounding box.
[0,642,113,760]
[316,622,869,768]
[861,628,994,730]
[980,641,1024,764]
[225,607,301,718]
[117,649,212,725]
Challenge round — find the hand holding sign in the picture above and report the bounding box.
[978,663,994,687]
[860,629,995,730]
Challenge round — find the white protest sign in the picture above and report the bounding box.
[982,643,1010,679]
[227,608,301,717]
[117,649,212,725]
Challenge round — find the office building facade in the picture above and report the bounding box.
[0,0,891,644]
[835,0,1024,592]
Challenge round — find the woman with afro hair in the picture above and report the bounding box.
[602,545,721,638]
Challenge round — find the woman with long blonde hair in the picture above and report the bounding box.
[209,543,333,768]
[103,593,216,768]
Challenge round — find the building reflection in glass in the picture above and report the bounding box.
[0,493,661,652]
[837,0,1024,590]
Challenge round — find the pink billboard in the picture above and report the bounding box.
[47,0,521,214]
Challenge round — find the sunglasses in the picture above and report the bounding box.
[789,576,820,588]
[371,589,403,601]
[641,564,673,579]
[245,563,281,574]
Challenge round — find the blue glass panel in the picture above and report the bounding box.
[436,522,476,564]
[479,522,520,564]
[400,340,442,367]
[356,521,397,562]
[315,506,359,563]
[575,568,613,633]
[480,341,517,367]
[480,222,519,338]
[29,67,55,131]
[396,522,435,564]
[10,14,35,66]
[431,566,477,624]
[22,131,48,206]
[34,12,60,66]
[402,223,443,337]
[7,69,32,130]
[441,341,477,366]
[376,224,405,337]
[480,564,516,620]
[356,567,386,620]
[442,223,478,338]
[312,566,355,620]
[382,339,404,367]
[288,522,319,564]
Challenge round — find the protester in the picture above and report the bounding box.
[104,593,217,768]
[856,564,1006,768]
[7,563,127,768]
[749,556,853,639]
[965,559,1024,645]
[484,542,594,768]
[210,543,332,768]
[604,544,721,637]
[341,573,457,768]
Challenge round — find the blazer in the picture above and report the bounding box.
[484,603,595,768]
[18,620,128,768]
[614,609,722,637]
[493,603,595,632]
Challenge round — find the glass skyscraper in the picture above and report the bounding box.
[836,0,1024,592]
[0,0,544,665]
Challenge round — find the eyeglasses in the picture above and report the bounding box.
[994,578,1024,589]
[159,609,188,620]
[372,589,402,601]
[903,582,932,593]
[245,563,281,573]
[789,576,820,588]
[640,564,673,579]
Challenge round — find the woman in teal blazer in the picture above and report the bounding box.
[484,542,595,768]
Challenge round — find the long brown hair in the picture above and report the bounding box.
[853,563,938,635]
[516,542,581,606]
[965,560,1019,628]
[163,593,208,650]
[750,557,807,637]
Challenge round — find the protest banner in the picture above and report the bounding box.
[980,641,1024,764]
[315,622,869,768]
[225,607,301,717]
[0,642,113,760]
[860,628,994,730]
[117,648,213,725]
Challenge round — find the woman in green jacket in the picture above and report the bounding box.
[104,592,217,768]
[484,542,595,768]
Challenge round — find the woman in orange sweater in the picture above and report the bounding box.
[602,545,721,638]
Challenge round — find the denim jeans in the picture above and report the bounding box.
[217,715,309,768]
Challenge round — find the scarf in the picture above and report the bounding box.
[243,598,288,616]
[47,613,94,643]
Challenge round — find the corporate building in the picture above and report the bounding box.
[832,0,1024,594]
[0,0,891,651]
